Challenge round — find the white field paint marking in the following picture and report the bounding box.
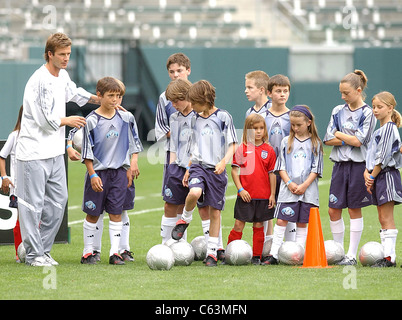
[68,180,330,226]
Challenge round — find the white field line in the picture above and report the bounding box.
[68,179,330,226]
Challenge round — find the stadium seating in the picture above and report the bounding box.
[274,0,402,47]
[0,0,268,60]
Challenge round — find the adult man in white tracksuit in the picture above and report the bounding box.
[16,33,100,266]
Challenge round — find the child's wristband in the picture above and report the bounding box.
[341,141,345,146]
[90,173,99,179]
[1,176,8,181]
[186,166,190,170]
[286,179,292,186]
[238,187,244,193]
[66,145,72,150]
[369,175,376,180]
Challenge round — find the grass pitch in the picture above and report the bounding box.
[0,146,401,301]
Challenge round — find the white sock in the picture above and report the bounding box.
[284,222,296,241]
[346,217,363,259]
[330,218,345,248]
[218,216,223,249]
[161,215,178,244]
[93,213,104,252]
[263,220,268,235]
[83,219,97,256]
[296,227,308,247]
[109,221,123,257]
[119,211,130,253]
[202,219,210,243]
[271,224,286,259]
[207,236,219,258]
[181,208,194,224]
[381,229,398,263]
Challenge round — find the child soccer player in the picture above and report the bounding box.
[263,105,323,265]
[171,80,238,267]
[323,70,376,265]
[155,53,191,194]
[161,78,194,243]
[228,113,276,265]
[80,77,143,265]
[0,106,23,261]
[244,70,271,118]
[364,91,402,267]
[265,74,296,242]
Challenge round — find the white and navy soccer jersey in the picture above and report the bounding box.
[323,104,376,163]
[169,110,195,168]
[265,110,290,157]
[154,91,177,145]
[81,110,143,171]
[189,108,238,169]
[366,122,402,171]
[275,136,323,206]
[245,100,272,119]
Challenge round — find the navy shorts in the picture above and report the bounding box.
[123,182,135,211]
[329,161,372,209]
[83,167,128,216]
[371,167,402,206]
[163,163,189,205]
[234,197,274,223]
[275,201,317,223]
[188,164,227,211]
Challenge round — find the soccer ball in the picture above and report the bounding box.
[359,241,384,266]
[169,240,195,266]
[262,237,273,257]
[225,240,253,265]
[72,128,83,152]
[146,244,175,270]
[17,242,26,263]
[278,241,304,265]
[324,240,344,264]
[190,236,207,261]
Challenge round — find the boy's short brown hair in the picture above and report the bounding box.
[267,74,291,93]
[166,53,191,70]
[96,77,121,96]
[165,79,192,102]
[114,78,126,96]
[186,80,215,108]
[245,70,269,93]
[44,32,72,62]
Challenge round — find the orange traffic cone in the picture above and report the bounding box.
[301,207,330,268]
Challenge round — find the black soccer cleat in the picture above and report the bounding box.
[109,253,125,265]
[205,254,218,267]
[81,253,97,265]
[371,257,396,268]
[121,250,135,262]
[261,255,278,265]
[171,219,189,240]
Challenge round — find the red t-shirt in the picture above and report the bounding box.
[232,142,276,200]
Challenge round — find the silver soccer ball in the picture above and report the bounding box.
[72,128,83,152]
[146,244,175,270]
[324,240,344,264]
[225,240,253,265]
[262,237,273,257]
[17,242,26,263]
[359,241,384,266]
[190,236,207,261]
[169,240,195,266]
[278,241,305,265]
